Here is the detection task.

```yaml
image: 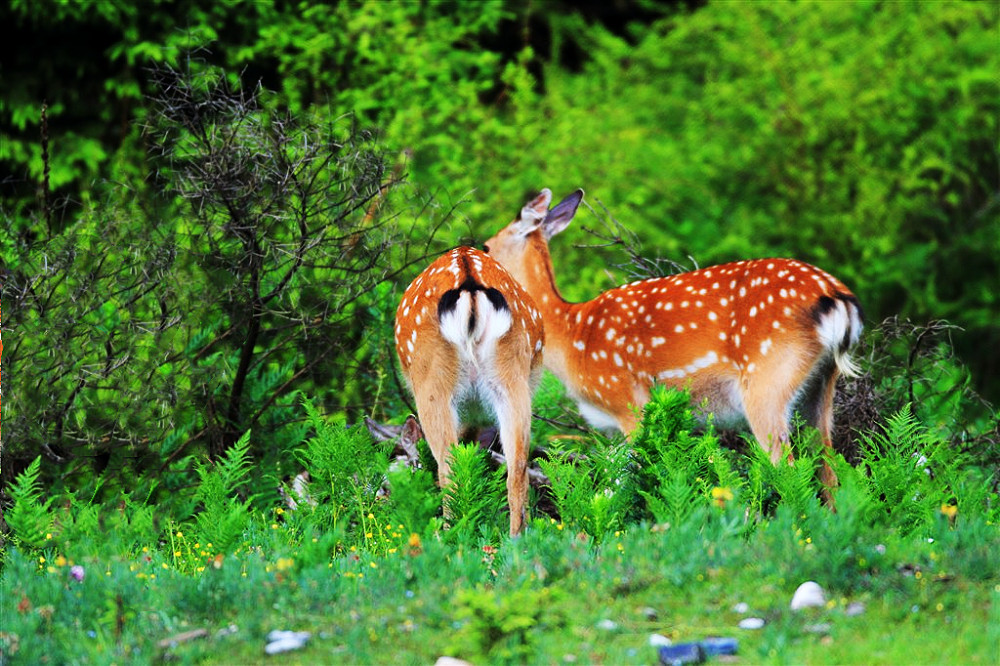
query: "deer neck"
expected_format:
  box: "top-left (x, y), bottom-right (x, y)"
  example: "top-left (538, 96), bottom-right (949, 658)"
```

top-left (517, 238), bottom-right (584, 389)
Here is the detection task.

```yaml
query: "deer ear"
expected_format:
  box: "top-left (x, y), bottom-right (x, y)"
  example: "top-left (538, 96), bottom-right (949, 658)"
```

top-left (518, 188), bottom-right (553, 230)
top-left (542, 189), bottom-right (583, 240)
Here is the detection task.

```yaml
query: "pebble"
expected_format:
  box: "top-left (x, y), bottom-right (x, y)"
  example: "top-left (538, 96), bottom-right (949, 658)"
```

top-left (264, 630), bottom-right (311, 655)
top-left (434, 658), bottom-right (474, 666)
top-left (597, 619), bottom-right (619, 631)
top-left (738, 617), bottom-right (766, 630)
top-left (640, 606), bottom-right (659, 621)
top-left (845, 601), bottom-right (866, 617)
top-left (804, 623), bottom-right (832, 634)
top-left (732, 602), bottom-right (749, 614)
top-left (790, 581), bottom-right (826, 610)
top-left (649, 633), bottom-right (672, 647)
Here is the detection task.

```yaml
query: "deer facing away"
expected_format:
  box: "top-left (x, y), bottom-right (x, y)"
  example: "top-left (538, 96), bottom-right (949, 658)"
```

top-left (483, 189), bottom-right (863, 497)
top-left (394, 247), bottom-right (544, 535)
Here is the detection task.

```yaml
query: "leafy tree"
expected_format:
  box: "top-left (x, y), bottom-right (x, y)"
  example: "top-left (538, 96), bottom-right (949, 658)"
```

top-left (2, 64), bottom-right (430, 496)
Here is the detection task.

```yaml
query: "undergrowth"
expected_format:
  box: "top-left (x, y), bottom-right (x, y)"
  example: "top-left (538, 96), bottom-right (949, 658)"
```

top-left (2, 387), bottom-right (998, 663)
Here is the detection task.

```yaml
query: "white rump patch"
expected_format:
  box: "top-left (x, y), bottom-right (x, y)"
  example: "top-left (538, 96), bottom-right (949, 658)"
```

top-left (439, 290), bottom-right (512, 367)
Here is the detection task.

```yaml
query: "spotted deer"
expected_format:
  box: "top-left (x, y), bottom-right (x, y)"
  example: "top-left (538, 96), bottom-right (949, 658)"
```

top-left (394, 247), bottom-right (544, 535)
top-left (483, 189), bottom-right (863, 497)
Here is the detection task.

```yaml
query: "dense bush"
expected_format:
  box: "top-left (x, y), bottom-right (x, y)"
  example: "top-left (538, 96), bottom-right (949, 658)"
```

top-left (2, 0), bottom-right (997, 553)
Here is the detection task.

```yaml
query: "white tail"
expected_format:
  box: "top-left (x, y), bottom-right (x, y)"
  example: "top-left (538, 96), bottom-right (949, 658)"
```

top-left (483, 189), bottom-right (863, 499)
top-left (394, 247), bottom-right (545, 535)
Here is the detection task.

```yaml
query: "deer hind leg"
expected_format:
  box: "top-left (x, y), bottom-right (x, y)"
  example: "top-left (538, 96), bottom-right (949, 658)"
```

top-left (409, 349), bottom-right (461, 491)
top-left (744, 351), bottom-right (841, 506)
top-left (799, 359), bottom-right (841, 504)
top-left (740, 353), bottom-right (819, 466)
top-left (489, 374), bottom-right (532, 536)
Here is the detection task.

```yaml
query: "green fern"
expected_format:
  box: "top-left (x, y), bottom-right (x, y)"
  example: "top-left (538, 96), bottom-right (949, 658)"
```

top-left (630, 386), bottom-right (742, 523)
top-left (192, 430), bottom-right (254, 551)
top-left (296, 395), bottom-right (392, 533)
top-left (442, 444), bottom-right (506, 542)
top-left (6, 457), bottom-right (56, 549)
top-left (640, 468), bottom-right (699, 526)
top-left (858, 404), bottom-right (954, 534)
top-left (386, 464), bottom-right (440, 535)
top-left (537, 433), bottom-right (632, 540)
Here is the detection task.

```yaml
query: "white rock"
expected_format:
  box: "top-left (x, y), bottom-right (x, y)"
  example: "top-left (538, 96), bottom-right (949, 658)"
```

top-left (739, 617), bottom-right (766, 630)
top-left (649, 633), bottom-right (672, 647)
top-left (790, 581), bottom-right (826, 610)
top-left (596, 619), bottom-right (619, 631)
top-left (732, 602), bottom-right (749, 614)
top-left (264, 630), bottom-right (311, 654)
top-left (434, 658), bottom-right (474, 666)
top-left (845, 601), bottom-right (866, 617)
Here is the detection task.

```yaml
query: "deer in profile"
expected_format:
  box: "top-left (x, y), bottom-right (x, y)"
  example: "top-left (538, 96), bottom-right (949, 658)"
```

top-left (394, 247), bottom-right (544, 535)
top-left (483, 189), bottom-right (863, 499)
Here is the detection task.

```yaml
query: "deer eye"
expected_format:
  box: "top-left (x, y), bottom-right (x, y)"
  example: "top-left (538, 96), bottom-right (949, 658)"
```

top-left (482, 244), bottom-right (491, 254)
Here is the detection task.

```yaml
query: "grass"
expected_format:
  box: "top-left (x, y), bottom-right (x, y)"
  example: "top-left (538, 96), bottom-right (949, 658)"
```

top-left (4, 513), bottom-right (997, 664)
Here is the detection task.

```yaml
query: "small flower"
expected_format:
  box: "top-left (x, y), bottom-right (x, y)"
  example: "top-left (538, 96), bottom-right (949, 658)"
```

top-left (711, 486), bottom-right (734, 508)
top-left (940, 504), bottom-right (958, 519)
top-left (45, 533), bottom-right (53, 540)
top-left (70, 565), bottom-right (85, 582)
top-left (408, 533), bottom-right (422, 548)
top-left (55, 555), bottom-right (68, 567)
top-left (276, 557), bottom-right (294, 572)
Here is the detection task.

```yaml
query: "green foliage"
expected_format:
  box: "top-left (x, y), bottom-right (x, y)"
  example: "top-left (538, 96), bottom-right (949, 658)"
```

top-left (384, 463), bottom-right (440, 537)
top-left (442, 444), bottom-right (506, 543)
top-left (747, 438), bottom-right (824, 522)
top-left (857, 404), bottom-right (958, 535)
top-left (1, 383), bottom-right (998, 663)
top-left (4, 5), bottom-right (999, 659)
top-left (191, 430), bottom-right (254, 553)
top-left (631, 385), bottom-right (744, 524)
top-left (538, 432), bottom-right (632, 540)
top-left (5, 458), bottom-right (56, 550)
top-left (446, 584), bottom-right (563, 664)
top-left (296, 397), bottom-right (392, 535)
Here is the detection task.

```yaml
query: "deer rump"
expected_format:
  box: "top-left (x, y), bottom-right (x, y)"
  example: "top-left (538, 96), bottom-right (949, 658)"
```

top-left (436, 275), bottom-right (515, 407)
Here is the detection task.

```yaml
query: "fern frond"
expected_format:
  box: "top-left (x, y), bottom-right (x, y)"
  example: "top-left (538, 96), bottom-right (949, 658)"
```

top-left (6, 457), bottom-right (57, 549)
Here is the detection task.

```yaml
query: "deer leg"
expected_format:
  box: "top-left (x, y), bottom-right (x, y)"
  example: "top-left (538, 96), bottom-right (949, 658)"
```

top-left (741, 358), bottom-right (814, 466)
top-left (493, 378), bottom-right (532, 537)
top-left (803, 365), bottom-right (841, 505)
top-left (413, 388), bottom-right (459, 490)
